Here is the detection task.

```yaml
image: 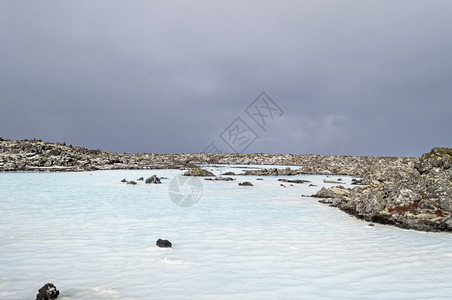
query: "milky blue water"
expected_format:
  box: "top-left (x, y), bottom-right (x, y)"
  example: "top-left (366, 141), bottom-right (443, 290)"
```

top-left (1, 167), bottom-right (452, 299)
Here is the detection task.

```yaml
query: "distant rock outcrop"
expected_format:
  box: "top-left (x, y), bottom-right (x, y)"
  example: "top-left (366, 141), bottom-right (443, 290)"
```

top-left (313, 147), bottom-right (452, 232)
top-left (222, 172), bottom-right (236, 176)
top-left (183, 168), bottom-right (214, 177)
top-left (239, 181), bottom-right (254, 186)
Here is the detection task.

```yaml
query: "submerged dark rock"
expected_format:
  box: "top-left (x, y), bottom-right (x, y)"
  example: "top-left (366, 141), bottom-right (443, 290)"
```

top-left (121, 178), bottom-right (127, 183)
top-left (36, 283), bottom-right (59, 300)
top-left (204, 176), bottom-right (235, 181)
top-left (156, 239), bottom-right (172, 248)
top-left (323, 179), bottom-right (344, 184)
top-left (278, 179), bottom-right (310, 184)
top-left (127, 181), bottom-right (137, 185)
top-left (239, 181), bottom-right (253, 186)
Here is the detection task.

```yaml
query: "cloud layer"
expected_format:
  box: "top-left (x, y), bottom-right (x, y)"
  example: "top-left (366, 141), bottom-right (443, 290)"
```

top-left (1, 1), bottom-right (451, 156)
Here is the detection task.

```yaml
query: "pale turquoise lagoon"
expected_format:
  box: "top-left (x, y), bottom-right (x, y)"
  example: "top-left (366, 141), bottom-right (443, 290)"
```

top-left (1, 166), bottom-right (452, 299)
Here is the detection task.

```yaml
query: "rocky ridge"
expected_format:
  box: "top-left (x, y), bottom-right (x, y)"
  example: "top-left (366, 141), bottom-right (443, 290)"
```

top-left (0, 139), bottom-right (414, 177)
top-left (313, 147), bottom-right (452, 232)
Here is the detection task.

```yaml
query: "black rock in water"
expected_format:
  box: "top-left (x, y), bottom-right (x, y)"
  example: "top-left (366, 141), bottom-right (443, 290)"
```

top-left (156, 239), bottom-right (172, 248)
top-left (238, 181), bottom-right (253, 186)
top-left (145, 175), bottom-right (161, 184)
top-left (121, 179), bottom-right (127, 183)
top-left (36, 283), bottom-right (59, 300)
top-left (127, 181), bottom-right (137, 185)
top-left (137, 177), bottom-right (144, 181)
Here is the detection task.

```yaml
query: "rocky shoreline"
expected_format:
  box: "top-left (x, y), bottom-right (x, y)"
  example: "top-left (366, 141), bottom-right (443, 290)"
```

top-left (313, 147), bottom-right (452, 232)
top-left (1, 138), bottom-right (451, 232)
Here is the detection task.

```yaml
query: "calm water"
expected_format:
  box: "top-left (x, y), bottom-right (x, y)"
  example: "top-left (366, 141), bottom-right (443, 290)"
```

top-left (1, 166), bottom-right (451, 299)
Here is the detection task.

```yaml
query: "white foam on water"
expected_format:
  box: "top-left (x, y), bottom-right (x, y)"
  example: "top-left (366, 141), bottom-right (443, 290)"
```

top-left (1, 168), bottom-right (452, 299)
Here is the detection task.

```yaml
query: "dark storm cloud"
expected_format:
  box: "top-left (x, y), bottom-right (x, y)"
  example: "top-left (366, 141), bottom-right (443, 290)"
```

top-left (1, 1), bottom-right (451, 156)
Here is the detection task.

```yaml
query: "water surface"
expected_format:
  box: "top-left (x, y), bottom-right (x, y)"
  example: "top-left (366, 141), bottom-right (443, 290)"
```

top-left (1, 167), bottom-right (451, 299)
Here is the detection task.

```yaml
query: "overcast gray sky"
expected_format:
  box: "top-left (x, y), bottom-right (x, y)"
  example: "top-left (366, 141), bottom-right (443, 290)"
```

top-left (1, 1), bottom-right (451, 156)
